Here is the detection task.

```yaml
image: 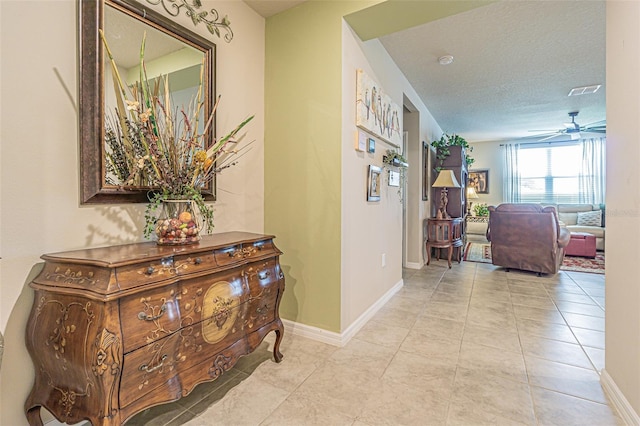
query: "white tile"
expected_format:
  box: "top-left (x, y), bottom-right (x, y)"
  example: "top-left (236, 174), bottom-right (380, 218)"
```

top-left (133, 262), bottom-right (615, 426)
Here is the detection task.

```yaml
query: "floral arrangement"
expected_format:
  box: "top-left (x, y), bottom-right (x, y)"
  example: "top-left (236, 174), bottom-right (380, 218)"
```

top-left (100, 30), bottom-right (253, 240)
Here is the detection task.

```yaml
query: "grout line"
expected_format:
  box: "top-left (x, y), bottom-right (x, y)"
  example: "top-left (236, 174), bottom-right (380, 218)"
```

top-left (542, 275), bottom-right (604, 373)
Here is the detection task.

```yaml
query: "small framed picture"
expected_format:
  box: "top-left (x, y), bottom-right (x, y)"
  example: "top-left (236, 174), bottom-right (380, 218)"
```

top-left (367, 165), bottom-right (382, 201)
top-left (388, 170), bottom-right (400, 187)
top-left (468, 169), bottom-right (489, 194)
top-left (367, 138), bottom-right (375, 153)
top-left (422, 141), bottom-right (430, 201)
top-left (355, 131), bottom-right (367, 152)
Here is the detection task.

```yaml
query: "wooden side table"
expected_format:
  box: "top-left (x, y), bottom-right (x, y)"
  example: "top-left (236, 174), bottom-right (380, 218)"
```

top-left (425, 217), bottom-right (463, 268)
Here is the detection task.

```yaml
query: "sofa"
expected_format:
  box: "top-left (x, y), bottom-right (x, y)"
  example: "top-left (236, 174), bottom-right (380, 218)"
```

top-left (487, 203), bottom-right (571, 275)
top-left (545, 204), bottom-right (605, 251)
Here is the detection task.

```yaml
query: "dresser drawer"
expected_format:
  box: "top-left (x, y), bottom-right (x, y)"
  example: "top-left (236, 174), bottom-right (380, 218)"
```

top-left (172, 252), bottom-right (217, 276)
top-left (116, 256), bottom-right (179, 290)
top-left (120, 284), bottom-right (181, 353)
top-left (33, 262), bottom-right (112, 293)
top-left (120, 333), bottom-right (181, 408)
top-left (244, 285), bottom-right (279, 332)
top-left (213, 244), bottom-right (243, 267)
top-left (245, 259), bottom-right (279, 298)
top-left (213, 239), bottom-right (275, 267)
top-left (177, 267), bottom-right (247, 326)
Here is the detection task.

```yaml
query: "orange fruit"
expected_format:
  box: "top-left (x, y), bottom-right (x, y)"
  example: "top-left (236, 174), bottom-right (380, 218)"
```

top-left (179, 211), bottom-right (192, 223)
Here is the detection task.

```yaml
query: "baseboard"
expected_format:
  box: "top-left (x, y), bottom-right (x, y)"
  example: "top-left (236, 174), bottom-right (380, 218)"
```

top-left (404, 261), bottom-right (423, 269)
top-left (601, 368), bottom-right (640, 425)
top-left (282, 278), bottom-right (404, 347)
top-left (281, 318), bottom-right (344, 346)
top-left (340, 278), bottom-right (403, 345)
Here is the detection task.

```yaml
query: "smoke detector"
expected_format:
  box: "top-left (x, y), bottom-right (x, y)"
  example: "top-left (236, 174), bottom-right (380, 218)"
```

top-left (438, 55), bottom-right (454, 65)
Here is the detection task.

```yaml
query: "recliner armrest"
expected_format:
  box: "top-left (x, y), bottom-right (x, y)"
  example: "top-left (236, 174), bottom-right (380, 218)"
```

top-left (558, 228), bottom-right (571, 248)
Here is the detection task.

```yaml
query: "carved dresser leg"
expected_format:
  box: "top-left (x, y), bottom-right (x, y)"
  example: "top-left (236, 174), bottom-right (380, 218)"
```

top-left (273, 326), bottom-right (284, 363)
top-left (25, 406), bottom-right (44, 426)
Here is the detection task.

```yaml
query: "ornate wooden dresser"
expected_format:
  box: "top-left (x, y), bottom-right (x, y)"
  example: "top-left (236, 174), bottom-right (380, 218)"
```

top-left (24, 232), bottom-right (285, 425)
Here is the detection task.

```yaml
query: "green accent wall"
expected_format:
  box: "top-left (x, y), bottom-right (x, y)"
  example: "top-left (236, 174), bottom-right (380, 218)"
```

top-left (265, 0), bottom-right (492, 333)
top-left (264, 1), bottom-right (377, 333)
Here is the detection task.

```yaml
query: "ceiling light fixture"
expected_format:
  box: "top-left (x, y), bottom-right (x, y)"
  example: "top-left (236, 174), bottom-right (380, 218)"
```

top-left (568, 84), bottom-right (602, 96)
top-left (438, 55), bottom-right (454, 65)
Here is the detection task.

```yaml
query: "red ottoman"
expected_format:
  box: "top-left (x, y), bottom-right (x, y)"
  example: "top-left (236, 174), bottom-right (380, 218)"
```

top-left (565, 232), bottom-right (597, 258)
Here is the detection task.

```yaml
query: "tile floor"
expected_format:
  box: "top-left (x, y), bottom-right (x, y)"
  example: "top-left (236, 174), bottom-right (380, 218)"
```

top-left (127, 260), bottom-right (622, 425)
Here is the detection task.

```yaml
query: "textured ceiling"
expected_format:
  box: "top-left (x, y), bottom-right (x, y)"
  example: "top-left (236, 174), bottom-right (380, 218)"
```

top-left (245, 0), bottom-right (605, 143)
top-left (378, 1), bottom-right (606, 142)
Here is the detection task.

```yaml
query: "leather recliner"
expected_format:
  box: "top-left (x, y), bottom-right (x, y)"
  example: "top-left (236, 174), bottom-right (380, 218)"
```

top-left (486, 203), bottom-right (571, 275)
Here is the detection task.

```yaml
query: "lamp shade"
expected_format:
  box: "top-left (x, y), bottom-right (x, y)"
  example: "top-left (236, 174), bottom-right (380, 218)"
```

top-left (467, 186), bottom-right (479, 199)
top-left (432, 169), bottom-right (461, 188)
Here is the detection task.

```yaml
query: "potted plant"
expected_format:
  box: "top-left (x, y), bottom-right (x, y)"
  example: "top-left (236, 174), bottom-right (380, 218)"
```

top-left (430, 133), bottom-right (474, 172)
top-left (473, 203), bottom-right (489, 217)
top-left (101, 31), bottom-right (253, 244)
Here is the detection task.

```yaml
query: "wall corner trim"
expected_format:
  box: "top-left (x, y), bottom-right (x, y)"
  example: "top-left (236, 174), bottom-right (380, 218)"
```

top-left (404, 261), bottom-right (423, 270)
top-left (282, 279), bottom-right (404, 347)
top-left (601, 368), bottom-right (640, 425)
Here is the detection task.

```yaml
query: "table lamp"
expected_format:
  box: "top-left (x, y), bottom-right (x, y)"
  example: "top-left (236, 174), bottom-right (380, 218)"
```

top-left (467, 185), bottom-right (479, 215)
top-left (432, 169), bottom-right (461, 219)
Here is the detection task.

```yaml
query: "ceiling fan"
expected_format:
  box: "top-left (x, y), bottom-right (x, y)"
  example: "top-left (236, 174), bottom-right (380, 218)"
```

top-left (530, 112), bottom-right (606, 142)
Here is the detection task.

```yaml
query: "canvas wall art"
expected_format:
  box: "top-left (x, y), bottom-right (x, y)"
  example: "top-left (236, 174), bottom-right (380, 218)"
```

top-left (356, 69), bottom-right (402, 147)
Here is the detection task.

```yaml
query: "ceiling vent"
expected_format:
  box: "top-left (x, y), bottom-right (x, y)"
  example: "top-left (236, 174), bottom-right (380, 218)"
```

top-left (568, 84), bottom-right (602, 96)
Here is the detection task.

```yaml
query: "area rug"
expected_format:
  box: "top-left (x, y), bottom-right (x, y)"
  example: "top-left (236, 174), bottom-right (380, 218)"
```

top-left (462, 242), bottom-right (492, 264)
top-left (463, 242), bottom-right (605, 274)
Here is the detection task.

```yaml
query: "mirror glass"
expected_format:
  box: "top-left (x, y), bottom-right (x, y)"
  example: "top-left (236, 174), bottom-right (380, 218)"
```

top-left (80, 0), bottom-right (216, 204)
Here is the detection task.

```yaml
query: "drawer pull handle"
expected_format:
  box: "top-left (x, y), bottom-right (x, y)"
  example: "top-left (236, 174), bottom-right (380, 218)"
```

top-left (139, 354), bottom-right (168, 373)
top-left (194, 257), bottom-right (202, 265)
top-left (258, 270), bottom-right (271, 280)
top-left (138, 303), bottom-right (166, 321)
top-left (146, 266), bottom-right (155, 275)
top-left (256, 304), bottom-right (269, 315)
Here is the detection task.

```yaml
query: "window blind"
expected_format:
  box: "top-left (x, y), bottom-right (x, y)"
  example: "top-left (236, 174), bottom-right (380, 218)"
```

top-left (518, 143), bottom-right (582, 204)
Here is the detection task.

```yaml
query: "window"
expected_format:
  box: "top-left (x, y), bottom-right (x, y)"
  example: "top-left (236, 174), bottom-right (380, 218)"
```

top-left (503, 137), bottom-right (605, 205)
top-left (518, 143), bottom-right (582, 203)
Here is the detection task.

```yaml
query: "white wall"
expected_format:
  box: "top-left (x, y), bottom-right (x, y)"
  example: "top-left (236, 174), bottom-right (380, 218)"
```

top-left (468, 140), bottom-right (505, 207)
top-left (0, 1), bottom-right (265, 424)
top-left (340, 21), bottom-right (441, 328)
top-left (604, 0), bottom-right (640, 419)
top-left (404, 110), bottom-right (422, 267)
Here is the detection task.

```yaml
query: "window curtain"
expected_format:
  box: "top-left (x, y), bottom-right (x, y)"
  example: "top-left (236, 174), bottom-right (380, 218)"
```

top-left (579, 137), bottom-right (606, 204)
top-left (502, 143), bottom-right (521, 203)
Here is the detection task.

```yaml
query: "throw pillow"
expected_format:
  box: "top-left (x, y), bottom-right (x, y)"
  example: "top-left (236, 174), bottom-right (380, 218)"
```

top-left (577, 210), bottom-right (602, 227)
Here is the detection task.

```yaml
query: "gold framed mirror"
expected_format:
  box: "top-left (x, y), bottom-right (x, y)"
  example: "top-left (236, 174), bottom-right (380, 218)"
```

top-left (79, 0), bottom-right (216, 204)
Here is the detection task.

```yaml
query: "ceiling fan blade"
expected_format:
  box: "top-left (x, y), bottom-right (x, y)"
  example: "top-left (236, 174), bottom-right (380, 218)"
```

top-left (537, 133), bottom-right (561, 142)
top-left (584, 119), bottom-right (607, 128)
